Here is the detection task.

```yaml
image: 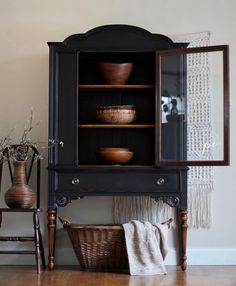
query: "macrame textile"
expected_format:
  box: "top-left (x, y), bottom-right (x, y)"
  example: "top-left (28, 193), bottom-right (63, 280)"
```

top-left (173, 31), bottom-right (213, 228)
top-left (112, 32), bottom-right (213, 229)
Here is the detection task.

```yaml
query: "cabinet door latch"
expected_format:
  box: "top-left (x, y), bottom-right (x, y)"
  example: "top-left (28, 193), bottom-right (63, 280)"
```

top-left (156, 178), bottom-right (165, 185)
top-left (72, 178), bottom-right (80, 185)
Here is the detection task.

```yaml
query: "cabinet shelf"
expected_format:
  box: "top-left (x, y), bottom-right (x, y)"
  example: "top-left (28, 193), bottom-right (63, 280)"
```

top-left (79, 84), bottom-right (155, 90)
top-left (48, 164), bottom-right (158, 171)
top-left (78, 124), bottom-right (155, 129)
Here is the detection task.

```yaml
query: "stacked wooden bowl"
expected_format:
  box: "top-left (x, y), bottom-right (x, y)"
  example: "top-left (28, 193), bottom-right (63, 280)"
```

top-left (96, 147), bottom-right (134, 165)
top-left (96, 105), bottom-right (136, 124)
top-left (96, 62), bottom-right (133, 85)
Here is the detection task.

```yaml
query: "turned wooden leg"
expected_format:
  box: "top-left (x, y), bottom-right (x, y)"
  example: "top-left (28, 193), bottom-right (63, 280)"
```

top-left (47, 208), bottom-right (57, 270)
top-left (33, 211), bottom-right (41, 274)
top-left (181, 210), bottom-right (188, 271)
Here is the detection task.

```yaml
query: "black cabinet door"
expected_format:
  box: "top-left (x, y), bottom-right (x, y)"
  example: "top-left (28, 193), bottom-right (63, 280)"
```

top-left (48, 48), bottom-right (78, 166)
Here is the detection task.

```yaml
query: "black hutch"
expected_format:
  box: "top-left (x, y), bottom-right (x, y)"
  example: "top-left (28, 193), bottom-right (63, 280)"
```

top-left (47, 25), bottom-right (229, 271)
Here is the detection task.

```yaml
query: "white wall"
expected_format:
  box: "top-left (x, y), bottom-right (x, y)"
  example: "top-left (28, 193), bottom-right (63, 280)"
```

top-left (0, 0), bottom-right (235, 266)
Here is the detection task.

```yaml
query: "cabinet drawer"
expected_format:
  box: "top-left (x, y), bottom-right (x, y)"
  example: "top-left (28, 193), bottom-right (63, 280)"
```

top-left (56, 172), bottom-right (180, 194)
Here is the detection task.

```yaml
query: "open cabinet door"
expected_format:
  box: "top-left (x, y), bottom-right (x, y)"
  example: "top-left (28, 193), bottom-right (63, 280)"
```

top-left (156, 45), bottom-right (229, 166)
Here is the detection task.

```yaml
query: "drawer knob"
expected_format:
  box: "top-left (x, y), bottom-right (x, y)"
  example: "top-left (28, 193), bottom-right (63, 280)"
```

top-left (156, 178), bottom-right (165, 185)
top-left (72, 178), bottom-right (80, 185)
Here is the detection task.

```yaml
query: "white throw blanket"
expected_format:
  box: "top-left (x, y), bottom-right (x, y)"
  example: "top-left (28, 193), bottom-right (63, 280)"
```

top-left (123, 220), bottom-right (169, 275)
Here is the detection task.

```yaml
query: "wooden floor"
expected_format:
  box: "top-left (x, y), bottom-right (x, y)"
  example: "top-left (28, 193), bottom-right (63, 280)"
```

top-left (0, 266), bottom-right (236, 286)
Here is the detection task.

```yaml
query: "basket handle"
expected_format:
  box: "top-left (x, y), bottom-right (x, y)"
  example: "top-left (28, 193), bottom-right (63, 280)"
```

top-left (59, 217), bottom-right (70, 227)
top-left (161, 218), bottom-right (173, 228)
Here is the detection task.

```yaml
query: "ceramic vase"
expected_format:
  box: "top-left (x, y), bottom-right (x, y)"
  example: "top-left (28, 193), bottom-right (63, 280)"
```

top-left (4, 161), bottom-right (36, 208)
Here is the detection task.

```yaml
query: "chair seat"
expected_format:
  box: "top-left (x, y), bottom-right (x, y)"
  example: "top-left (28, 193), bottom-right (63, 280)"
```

top-left (0, 208), bottom-right (42, 212)
top-left (0, 236), bottom-right (35, 241)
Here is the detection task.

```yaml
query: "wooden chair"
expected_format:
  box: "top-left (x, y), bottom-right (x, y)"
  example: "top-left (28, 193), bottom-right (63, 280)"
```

top-left (0, 145), bottom-right (45, 273)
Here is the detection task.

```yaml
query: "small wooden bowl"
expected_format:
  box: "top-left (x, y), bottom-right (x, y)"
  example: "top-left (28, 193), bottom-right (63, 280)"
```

top-left (96, 105), bottom-right (136, 124)
top-left (97, 147), bottom-right (134, 165)
top-left (96, 62), bottom-right (133, 85)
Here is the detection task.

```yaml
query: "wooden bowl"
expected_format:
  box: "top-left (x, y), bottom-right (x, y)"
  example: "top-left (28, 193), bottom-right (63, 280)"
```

top-left (96, 105), bottom-right (136, 124)
top-left (96, 62), bottom-right (133, 84)
top-left (99, 147), bottom-right (130, 152)
top-left (97, 147), bottom-right (134, 164)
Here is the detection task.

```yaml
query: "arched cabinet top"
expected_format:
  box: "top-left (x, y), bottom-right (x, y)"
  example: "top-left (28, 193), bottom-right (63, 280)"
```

top-left (48, 24), bottom-right (188, 51)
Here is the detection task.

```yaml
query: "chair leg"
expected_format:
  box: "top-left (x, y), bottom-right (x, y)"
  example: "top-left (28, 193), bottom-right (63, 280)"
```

top-left (39, 228), bottom-right (46, 269)
top-left (33, 211), bottom-right (41, 274)
top-left (0, 211), bottom-right (2, 228)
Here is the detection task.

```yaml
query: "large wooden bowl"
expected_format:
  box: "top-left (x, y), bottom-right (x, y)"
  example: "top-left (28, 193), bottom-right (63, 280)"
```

top-left (96, 62), bottom-right (133, 84)
top-left (96, 105), bottom-right (136, 124)
top-left (96, 147), bottom-right (134, 165)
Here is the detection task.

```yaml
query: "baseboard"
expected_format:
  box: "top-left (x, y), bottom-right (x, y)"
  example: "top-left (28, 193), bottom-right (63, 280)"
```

top-left (165, 248), bottom-right (236, 265)
top-left (185, 249), bottom-right (236, 265)
top-left (0, 248), bottom-right (236, 265)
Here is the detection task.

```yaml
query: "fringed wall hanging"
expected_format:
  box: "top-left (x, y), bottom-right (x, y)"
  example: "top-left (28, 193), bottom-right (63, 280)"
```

top-left (112, 32), bottom-right (213, 229)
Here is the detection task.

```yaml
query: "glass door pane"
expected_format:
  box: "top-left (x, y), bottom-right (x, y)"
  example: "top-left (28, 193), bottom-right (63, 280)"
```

top-left (156, 45), bottom-right (229, 166)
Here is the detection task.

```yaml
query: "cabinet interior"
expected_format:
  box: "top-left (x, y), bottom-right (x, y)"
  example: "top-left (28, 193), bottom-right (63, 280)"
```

top-left (77, 52), bottom-right (156, 166)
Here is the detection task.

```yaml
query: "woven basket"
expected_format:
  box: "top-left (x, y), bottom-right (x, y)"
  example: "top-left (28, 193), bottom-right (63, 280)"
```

top-left (59, 217), bottom-right (129, 272)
